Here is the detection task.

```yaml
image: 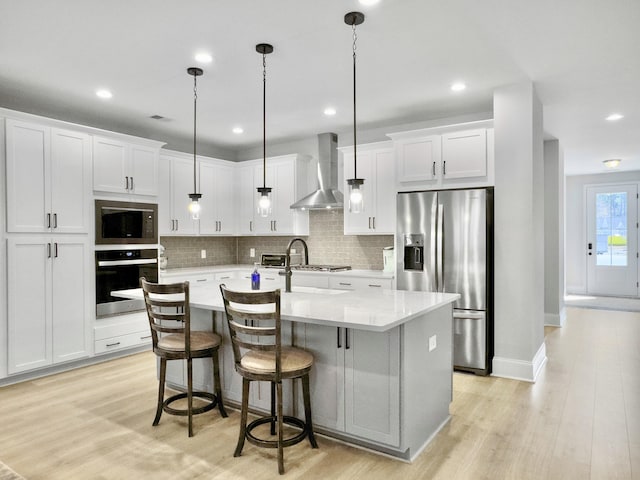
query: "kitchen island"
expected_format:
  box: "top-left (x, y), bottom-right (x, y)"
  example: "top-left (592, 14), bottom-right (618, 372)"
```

top-left (115, 281), bottom-right (459, 461)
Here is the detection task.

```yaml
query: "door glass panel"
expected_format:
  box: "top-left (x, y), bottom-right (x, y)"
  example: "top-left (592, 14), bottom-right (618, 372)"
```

top-left (595, 192), bottom-right (627, 266)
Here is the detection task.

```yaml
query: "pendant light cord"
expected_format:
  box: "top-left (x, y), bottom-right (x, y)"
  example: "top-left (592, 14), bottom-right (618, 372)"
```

top-left (262, 52), bottom-right (267, 189)
top-left (193, 73), bottom-right (198, 194)
top-left (352, 22), bottom-right (358, 179)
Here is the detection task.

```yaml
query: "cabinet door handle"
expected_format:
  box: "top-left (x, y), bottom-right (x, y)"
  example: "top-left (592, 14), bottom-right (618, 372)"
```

top-left (175, 219), bottom-right (178, 230)
top-left (130, 177), bottom-right (134, 191)
top-left (47, 243), bottom-right (51, 258)
top-left (372, 217), bottom-right (375, 230)
top-left (47, 213), bottom-right (51, 229)
top-left (249, 220), bottom-right (253, 232)
top-left (432, 161), bottom-right (436, 177)
top-left (53, 213), bottom-right (57, 229)
top-left (273, 221), bottom-right (276, 231)
top-left (106, 342), bottom-right (121, 348)
top-left (54, 242), bottom-right (58, 258)
top-left (125, 176), bottom-right (130, 190)
top-left (337, 327), bottom-right (342, 349)
top-left (345, 328), bottom-right (350, 350)
top-left (368, 217), bottom-right (372, 229)
top-left (443, 161), bottom-right (446, 176)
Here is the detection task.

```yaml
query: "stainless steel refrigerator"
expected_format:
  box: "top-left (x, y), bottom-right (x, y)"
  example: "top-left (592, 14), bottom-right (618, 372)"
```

top-left (396, 188), bottom-right (493, 375)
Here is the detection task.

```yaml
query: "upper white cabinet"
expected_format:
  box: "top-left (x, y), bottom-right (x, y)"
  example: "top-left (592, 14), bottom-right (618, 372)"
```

top-left (93, 136), bottom-right (160, 197)
top-left (389, 123), bottom-right (494, 191)
top-left (340, 141), bottom-right (396, 235)
top-left (7, 237), bottom-right (91, 374)
top-left (199, 159), bottom-right (236, 235)
top-left (236, 154), bottom-right (310, 236)
top-left (158, 152), bottom-right (199, 236)
top-left (5, 120), bottom-right (91, 233)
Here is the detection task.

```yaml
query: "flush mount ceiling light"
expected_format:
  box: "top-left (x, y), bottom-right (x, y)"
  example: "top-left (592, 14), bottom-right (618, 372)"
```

top-left (194, 52), bottom-right (213, 64)
top-left (232, 126), bottom-right (244, 134)
top-left (187, 67), bottom-right (203, 220)
top-left (606, 113), bottom-right (624, 121)
top-left (256, 43), bottom-right (274, 218)
top-left (603, 158), bottom-right (622, 168)
top-left (324, 107), bottom-right (337, 116)
top-left (345, 11), bottom-right (366, 214)
top-left (96, 89), bottom-right (113, 99)
top-left (359, 0), bottom-right (380, 5)
top-left (451, 82), bottom-right (466, 92)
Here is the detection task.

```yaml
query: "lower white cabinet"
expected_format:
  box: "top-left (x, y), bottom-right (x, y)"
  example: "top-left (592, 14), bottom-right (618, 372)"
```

top-left (294, 323), bottom-right (400, 447)
top-left (94, 312), bottom-right (151, 354)
top-left (328, 276), bottom-right (393, 291)
top-left (7, 237), bottom-right (91, 374)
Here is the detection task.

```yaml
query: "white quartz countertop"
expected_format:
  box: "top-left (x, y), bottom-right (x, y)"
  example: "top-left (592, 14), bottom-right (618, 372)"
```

top-left (159, 265), bottom-right (395, 280)
top-left (115, 279), bottom-right (457, 332)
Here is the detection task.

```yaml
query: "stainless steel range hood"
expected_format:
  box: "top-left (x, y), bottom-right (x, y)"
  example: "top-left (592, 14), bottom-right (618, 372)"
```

top-left (290, 132), bottom-right (343, 210)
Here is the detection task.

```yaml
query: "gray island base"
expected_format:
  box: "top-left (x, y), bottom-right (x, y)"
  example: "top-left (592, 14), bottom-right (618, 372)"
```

top-left (115, 280), bottom-right (459, 461)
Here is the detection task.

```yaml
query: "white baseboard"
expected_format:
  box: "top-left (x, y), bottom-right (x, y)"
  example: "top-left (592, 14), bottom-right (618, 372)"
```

top-left (545, 306), bottom-right (566, 327)
top-left (492, 342), bottom-right (547, 383)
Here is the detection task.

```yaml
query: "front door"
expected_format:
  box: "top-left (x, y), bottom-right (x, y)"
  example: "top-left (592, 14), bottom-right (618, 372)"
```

top-left (586, 184), bottom-right (638, 296)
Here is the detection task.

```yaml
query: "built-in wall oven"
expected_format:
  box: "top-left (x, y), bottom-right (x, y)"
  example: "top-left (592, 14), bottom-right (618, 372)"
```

top-left (95, 249), bottom-right (158, 317)
top-left (95, 199), bottom-right (159, 317)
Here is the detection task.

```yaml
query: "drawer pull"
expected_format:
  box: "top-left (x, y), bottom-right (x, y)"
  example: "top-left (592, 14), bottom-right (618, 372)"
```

top-left (106, 342), bottom-right (121, 347)
top-left (140, 335), bottom-right (152, 340)
top-left (219, 276), bottom-right (231, 280)
top-left (368, 284), bottom-right (382, 288)
top-left (339, 282), bottom-right (351, 286)
top-left (196, 278), bottom-right (207, 282)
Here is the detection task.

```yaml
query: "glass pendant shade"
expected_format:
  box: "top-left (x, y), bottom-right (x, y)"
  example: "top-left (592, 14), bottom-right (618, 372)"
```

top-left (347, 178), bottom-right (364, 213)
top-left (188, 193), bottom-right (202, 220)
top-left (257, 186), bottom-right (272, 217)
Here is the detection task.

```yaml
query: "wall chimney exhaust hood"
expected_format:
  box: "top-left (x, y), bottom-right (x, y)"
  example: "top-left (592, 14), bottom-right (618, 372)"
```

top-left (290, 132), bottom-right (343, 210)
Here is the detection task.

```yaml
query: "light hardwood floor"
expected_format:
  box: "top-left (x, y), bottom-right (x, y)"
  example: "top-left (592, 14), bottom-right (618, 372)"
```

top-left (1, 307), bottom-right (638, 479)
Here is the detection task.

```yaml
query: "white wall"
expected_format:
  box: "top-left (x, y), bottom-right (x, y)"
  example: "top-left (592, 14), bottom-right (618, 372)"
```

top-left (492, 82), bottom-right (546, 382)
top-left (0, 118), bottom-right (7, 377)
top-left (544, 140), bottom-right (566, 326)
top-left (566, 170), bottom-right (640, 293)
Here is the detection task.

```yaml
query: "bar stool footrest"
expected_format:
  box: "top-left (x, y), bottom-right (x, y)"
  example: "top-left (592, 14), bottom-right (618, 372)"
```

top-left (246, 415), bottom-right (309, 449)
top-left (163, 391), bottom-right (218, 416)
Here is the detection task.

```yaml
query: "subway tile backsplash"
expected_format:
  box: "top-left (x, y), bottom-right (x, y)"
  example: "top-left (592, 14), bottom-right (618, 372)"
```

top-left (161, 210), bottom-right (393, 270)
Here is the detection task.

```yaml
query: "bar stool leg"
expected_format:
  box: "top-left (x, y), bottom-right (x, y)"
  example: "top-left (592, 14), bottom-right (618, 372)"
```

top-left (212, 353), bottom-right (227, 418)
top-left (302, 373), bottom-right (318, 448)
top-left (235, 378), bottom-right (250, 457)
top-left (276, 381), bottom-right (284, 475)
top-left (270, 381), bottom-right (276, 435)
top-left (153, 358), bottom-right (166, 426)
top-left (187, 357), bottom-right (194, 437)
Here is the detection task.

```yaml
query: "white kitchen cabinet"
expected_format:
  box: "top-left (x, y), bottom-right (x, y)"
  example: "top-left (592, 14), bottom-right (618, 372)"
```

top-left (7, 237), bottom-right (91, 374)
top-left (340, 142), bottom-right (396, 235)
top-left (390, 124), bottom-right (494, 191)
top-left (94, 312), bottom-right (151, 355)
top-left (93, 136), bottom-right (159, 196)
top-left (441, 129), bottom-right (487, 179)
top-left (158, 152), bottom-right (199, 235)
top-left (199, 159), bottom-right (236, 235)
top-left (294, 323), bottom-right (400, 446)
top-left (5, 120), bottom-right (91, 233)
top-left (328, 276), bottom-right (393, 291)
top-left (236, 155), bottom-right (310, 236)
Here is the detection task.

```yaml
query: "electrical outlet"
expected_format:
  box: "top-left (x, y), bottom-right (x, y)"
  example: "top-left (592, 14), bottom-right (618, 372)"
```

top-left (250, 248), bottom-right (255, 258)
top-left (428, 335), bottom-right (437, 352)
top-left (291, 248), bottom-right (297, 254)
top-left (201, 249), bottom-right (206, 259)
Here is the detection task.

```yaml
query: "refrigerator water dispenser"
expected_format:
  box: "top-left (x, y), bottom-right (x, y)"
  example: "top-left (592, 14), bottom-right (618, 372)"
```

top-left (403, 234), bottom-right (424, 271)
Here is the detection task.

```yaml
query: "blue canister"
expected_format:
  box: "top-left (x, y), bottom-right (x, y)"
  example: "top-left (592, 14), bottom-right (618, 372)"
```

top-left (251, 263), bottom-right (260, 290)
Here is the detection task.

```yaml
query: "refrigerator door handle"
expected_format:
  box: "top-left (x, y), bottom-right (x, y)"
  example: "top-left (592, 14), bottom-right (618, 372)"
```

top-left (436, 203), bottom-right (444, 291)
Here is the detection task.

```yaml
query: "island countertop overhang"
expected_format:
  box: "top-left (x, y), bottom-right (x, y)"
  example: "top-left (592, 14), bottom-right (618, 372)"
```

top-left (113, 280), bottom-right (459, 332)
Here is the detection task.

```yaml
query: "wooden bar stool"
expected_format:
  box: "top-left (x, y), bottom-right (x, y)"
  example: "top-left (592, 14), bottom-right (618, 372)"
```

top-left (141, 277), bottom-right (227, 437)
top-left (219, 284), bottom-right (318, 475)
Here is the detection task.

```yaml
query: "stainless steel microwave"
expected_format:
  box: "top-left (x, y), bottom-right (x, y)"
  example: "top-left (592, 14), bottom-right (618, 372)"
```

top-left (95, 200), bottom-right (158, 245)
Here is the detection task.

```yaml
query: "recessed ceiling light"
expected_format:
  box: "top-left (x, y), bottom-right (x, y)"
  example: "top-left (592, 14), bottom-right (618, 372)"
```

top-left (232, 126), bottom-right (244, 134)
top-left (324, 107), bottom-right (337, 116)
top-left (359, 0), bottom-right (380, 5)
top-left (606, 113), bottom-right (624, 121)
top-left (195, 52), bottom-right (213, 64)
top-left (96, 89), bottom-right (112, 99)
top-left (603, 159), bottom-right (622, 168)
top-left (451, 82), bottom-right (466, 92)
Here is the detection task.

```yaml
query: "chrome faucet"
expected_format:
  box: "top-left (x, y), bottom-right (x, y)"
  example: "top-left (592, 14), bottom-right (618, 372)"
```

top-left (280, 237), bottom-right (309, 292)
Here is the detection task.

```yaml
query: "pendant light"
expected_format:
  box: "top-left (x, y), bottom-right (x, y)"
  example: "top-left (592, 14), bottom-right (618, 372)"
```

top-left (345, 11), bottom-right (365, 214)
top-left (256, 43), bottom-right (274, 217)
top-left (187, 67), bottom-right (203, 220)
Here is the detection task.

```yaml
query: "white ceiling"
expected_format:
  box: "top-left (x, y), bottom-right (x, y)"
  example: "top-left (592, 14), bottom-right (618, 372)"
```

top-left (1, 0), bottom-right (638, 175)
